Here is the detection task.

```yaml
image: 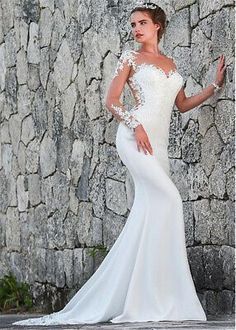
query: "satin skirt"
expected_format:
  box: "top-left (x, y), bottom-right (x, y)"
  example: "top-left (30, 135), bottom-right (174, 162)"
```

top-left (12, 122), bottom-right (207, 326)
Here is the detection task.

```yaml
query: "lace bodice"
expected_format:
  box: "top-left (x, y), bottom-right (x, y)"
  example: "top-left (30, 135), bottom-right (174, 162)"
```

top-left (109, 49), bottom-right (184, 133)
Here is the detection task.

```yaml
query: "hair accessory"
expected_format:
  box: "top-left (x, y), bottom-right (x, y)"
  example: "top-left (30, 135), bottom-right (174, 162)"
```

top-left (134, 1), bottom-right (157, 10)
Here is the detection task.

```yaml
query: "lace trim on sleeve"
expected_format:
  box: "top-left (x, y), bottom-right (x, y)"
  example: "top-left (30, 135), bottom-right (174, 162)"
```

top-left (110, 104), bottom-right (141, 130)
top-left (113, 49), bottom-right (137, 78)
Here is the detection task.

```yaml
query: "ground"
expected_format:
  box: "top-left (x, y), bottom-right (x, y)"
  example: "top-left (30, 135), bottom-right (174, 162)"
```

top-left (0, 314), bottom-right (234, 330)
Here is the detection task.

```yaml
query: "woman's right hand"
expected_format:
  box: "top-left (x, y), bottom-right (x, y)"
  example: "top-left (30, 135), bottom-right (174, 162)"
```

top-left (134, 124), bottom-right (153, 155)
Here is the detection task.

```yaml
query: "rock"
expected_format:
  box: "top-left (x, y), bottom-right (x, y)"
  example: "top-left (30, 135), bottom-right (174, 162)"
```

top-left (226, 167), bottom-right (235, 201)
top-left (164, 8), bottom-right (190, 48)
top-left (40, 133), bottom-right (57, 177)
top-left (17, 85), bottom-right (31, 120)
top-left (215, 100), bottom-right (234, 144)
top-left (0, 44), bottom-right (6, 92)
top-left (1, 144), bottom-right (13, 176)
top-left (187, 246), bottom-right (205, 290)
top-left (200, 126), bottom-right (223, 176)
top-left (168, 109), bottom-right (183, 158)
top-left (8, 174), bottom-right (17, 207)
top-left (73, 248), bottom-right (83, 287)
top-left (32, 87), bottom-right (48, 137)
top-left (1, 0), bottom-right (14, 35)
top-left (220, 245), bottom-right (235, 290)
top-left (27, 22), bottom-right (40, 64)
top-left (6, 207), bottom-right (21, 251)
top-left (181, 119), bottom-right (201, 163)
top-left (39, 7), bottom-right (53, 47)
top-left (169, 159), bottom-right (189, 201)
top-left (76, 0), bottom-right (92, 33)
top-left (22, 0), bottom-right (40, 23)
top-left (53, 39), bottom-right (73, 92)
top-left (83, 29), bottom-right (102, 83)
top-left (47, 211), bottom-right (66, 249)
top-left (103, 209), bottom-right (126, 249)
top-left (0, 170), bottom-right (8, 212)
top-left (70, 139), bottom-right (85, 185)
top-left (85, 79), bottom-right (101, 121)
top-left (1, 120), bottom-right (10, 144)
top-left (76, 202), bottom-right (93, 246)
top-left (40, 0), bottom-right (55, 12)
top-left (190, 2), bottom-right (199, 27)
top-left (194, 199), bottom-right (211, 244)
top-left (61, 82), bottom-right (77, 127)
top-left (17, 175), bottom-right (28, 212)
top-left (104, 118), bottom-right (117, 145)
top-left (27, 64), bottom-right (41, 91)
top-left (16, 49), bottom-right (28, 85)
top-left (203, 245), bottom-right (223, 290)
top-left (21, 115), bottom-right (36, 146)
top-left (188, 163), bottom-right (209, 200)
top-left (63, 211), bottom-right (78, 248)
top-left (56, 130), bottom-right (73, 174)
top-left (183, 201), bottom-right (194, 246)
top-left (5, 29), bottom-right (16, 67)
top-left (66, 18), bottom-right (82, 62)
top-left (100, 144), bottom-right (126, 182)
top-left (198, 105), bottom-right (214, 137)
top-left (0, 212), bottom-right (6, 248)
top-left (125, 170), bottom-right (135, 211)
top-left (51, 8), bottom-right (66, 52)
top-left (25, 139), bottom-right (40, 173)
top-left (69, 186), bottom-right (79, 214)
top-left (199, 0), bottom-right (234, 19)
top-left (63, 249), bottom-right (74, 288)
top-left (28, 174), bottom-right (41, 206)
top-left (41, 171), bottom-right (69, 219)
top-left (105, 178), bottom-right (127, 216)
top-left (5, 68), bottom-right (17, 116)
top-left (88, 161), bottom-right (105, 218)
top-left (210, 199), bottom-right (232, 245)
top-left (191, 25), bottom-right (212, 81)
top-left (39, 47), bottom-right (50, 89)
top-left (209, 160), bottom-right (226, 198)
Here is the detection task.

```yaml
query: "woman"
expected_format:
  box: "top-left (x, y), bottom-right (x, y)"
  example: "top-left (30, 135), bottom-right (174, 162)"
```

top-left (13, 2), bottom-right (226, 326)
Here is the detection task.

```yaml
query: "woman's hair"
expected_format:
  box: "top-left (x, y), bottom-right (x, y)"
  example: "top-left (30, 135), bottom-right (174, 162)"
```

top-left (130, 2), bottom-right (166, 43)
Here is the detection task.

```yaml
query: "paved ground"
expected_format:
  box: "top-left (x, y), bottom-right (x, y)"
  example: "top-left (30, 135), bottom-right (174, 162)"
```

top-left (0, 314), bottom-right (234, 330)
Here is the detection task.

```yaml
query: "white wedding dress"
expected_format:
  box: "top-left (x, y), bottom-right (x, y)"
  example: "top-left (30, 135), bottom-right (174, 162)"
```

top-left (13, 49), bottom-right (207, 326)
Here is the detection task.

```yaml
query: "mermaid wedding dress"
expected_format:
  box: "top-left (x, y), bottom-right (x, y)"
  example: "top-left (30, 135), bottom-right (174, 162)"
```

top-left (13, 49), bottom-right (207, 326)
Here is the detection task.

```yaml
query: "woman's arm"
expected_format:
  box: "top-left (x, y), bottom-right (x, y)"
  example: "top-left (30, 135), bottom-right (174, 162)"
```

top-left (105, 50), bottom-right (142, 130)
top-left (175, 54), bottom-right (226, 113)
top-left (105, 50), bottom-right (153, 155)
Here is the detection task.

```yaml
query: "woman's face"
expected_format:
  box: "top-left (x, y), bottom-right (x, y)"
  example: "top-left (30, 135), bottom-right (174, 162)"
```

top-left (130, 11), bottom-right (159, 43)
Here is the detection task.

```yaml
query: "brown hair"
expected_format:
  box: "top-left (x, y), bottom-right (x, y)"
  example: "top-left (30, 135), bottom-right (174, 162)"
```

top-left (130, 2), bottom-right (166, 43)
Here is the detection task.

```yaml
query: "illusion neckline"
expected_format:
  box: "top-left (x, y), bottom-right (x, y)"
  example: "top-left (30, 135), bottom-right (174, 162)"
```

top-left (129, 50), bottom-right (179, 79)
top-left (136, 63), bottom-right (178, 79)
top-left (128, 62), bottom-right (181, 82)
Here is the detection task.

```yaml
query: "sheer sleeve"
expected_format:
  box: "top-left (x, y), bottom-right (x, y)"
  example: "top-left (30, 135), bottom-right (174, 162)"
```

top-left (105, 50), bottom-right (142, 131)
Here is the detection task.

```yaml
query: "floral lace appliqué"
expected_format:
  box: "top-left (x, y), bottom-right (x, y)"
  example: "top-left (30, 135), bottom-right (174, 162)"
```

top-left (113, 49), bottom-right (137, 78)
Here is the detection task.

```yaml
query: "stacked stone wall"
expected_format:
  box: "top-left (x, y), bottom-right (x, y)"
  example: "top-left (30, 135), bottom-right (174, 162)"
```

top-left (0, 0), bottom-right (234, 314)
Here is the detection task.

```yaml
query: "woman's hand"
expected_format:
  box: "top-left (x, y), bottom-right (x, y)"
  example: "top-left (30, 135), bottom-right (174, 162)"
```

top-left (215, 54), bottom-right (226, 87)
top-left (134, 124), bottom-right (153, 155)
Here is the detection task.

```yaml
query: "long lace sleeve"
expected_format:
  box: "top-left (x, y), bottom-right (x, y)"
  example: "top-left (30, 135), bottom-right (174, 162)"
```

top-left (105, 50), bottom-right (142, 131)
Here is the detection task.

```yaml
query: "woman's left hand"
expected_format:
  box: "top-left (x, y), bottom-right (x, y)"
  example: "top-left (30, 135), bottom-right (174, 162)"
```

top-left (215, 54), bottom-right (226, 87)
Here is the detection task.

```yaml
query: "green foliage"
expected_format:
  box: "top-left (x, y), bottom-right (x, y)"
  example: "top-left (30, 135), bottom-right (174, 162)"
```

top-left (88, 244), bottom-right (109, 258)
top-left (0, 273), bottom-right (33, 312)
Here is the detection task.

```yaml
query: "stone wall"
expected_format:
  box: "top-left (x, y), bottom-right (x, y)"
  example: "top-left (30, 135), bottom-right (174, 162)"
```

top-left (0, 0), bottom-right (235, 315)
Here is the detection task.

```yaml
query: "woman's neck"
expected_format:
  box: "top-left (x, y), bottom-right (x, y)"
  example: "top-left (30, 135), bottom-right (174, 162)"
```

top-left (138, 43), bottom-right (162, 56)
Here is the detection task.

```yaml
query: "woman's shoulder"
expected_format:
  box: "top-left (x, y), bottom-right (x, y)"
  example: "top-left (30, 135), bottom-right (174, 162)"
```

top-left (118, 48), bottom-right (139, 62)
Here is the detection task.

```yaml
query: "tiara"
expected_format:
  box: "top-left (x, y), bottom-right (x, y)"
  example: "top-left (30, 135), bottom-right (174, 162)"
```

top-left (134, 1), bottom-right (157, 10)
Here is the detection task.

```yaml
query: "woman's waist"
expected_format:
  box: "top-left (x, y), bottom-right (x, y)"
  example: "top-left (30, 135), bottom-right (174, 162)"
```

top-left (117, 121), bottom-right (169, 150)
